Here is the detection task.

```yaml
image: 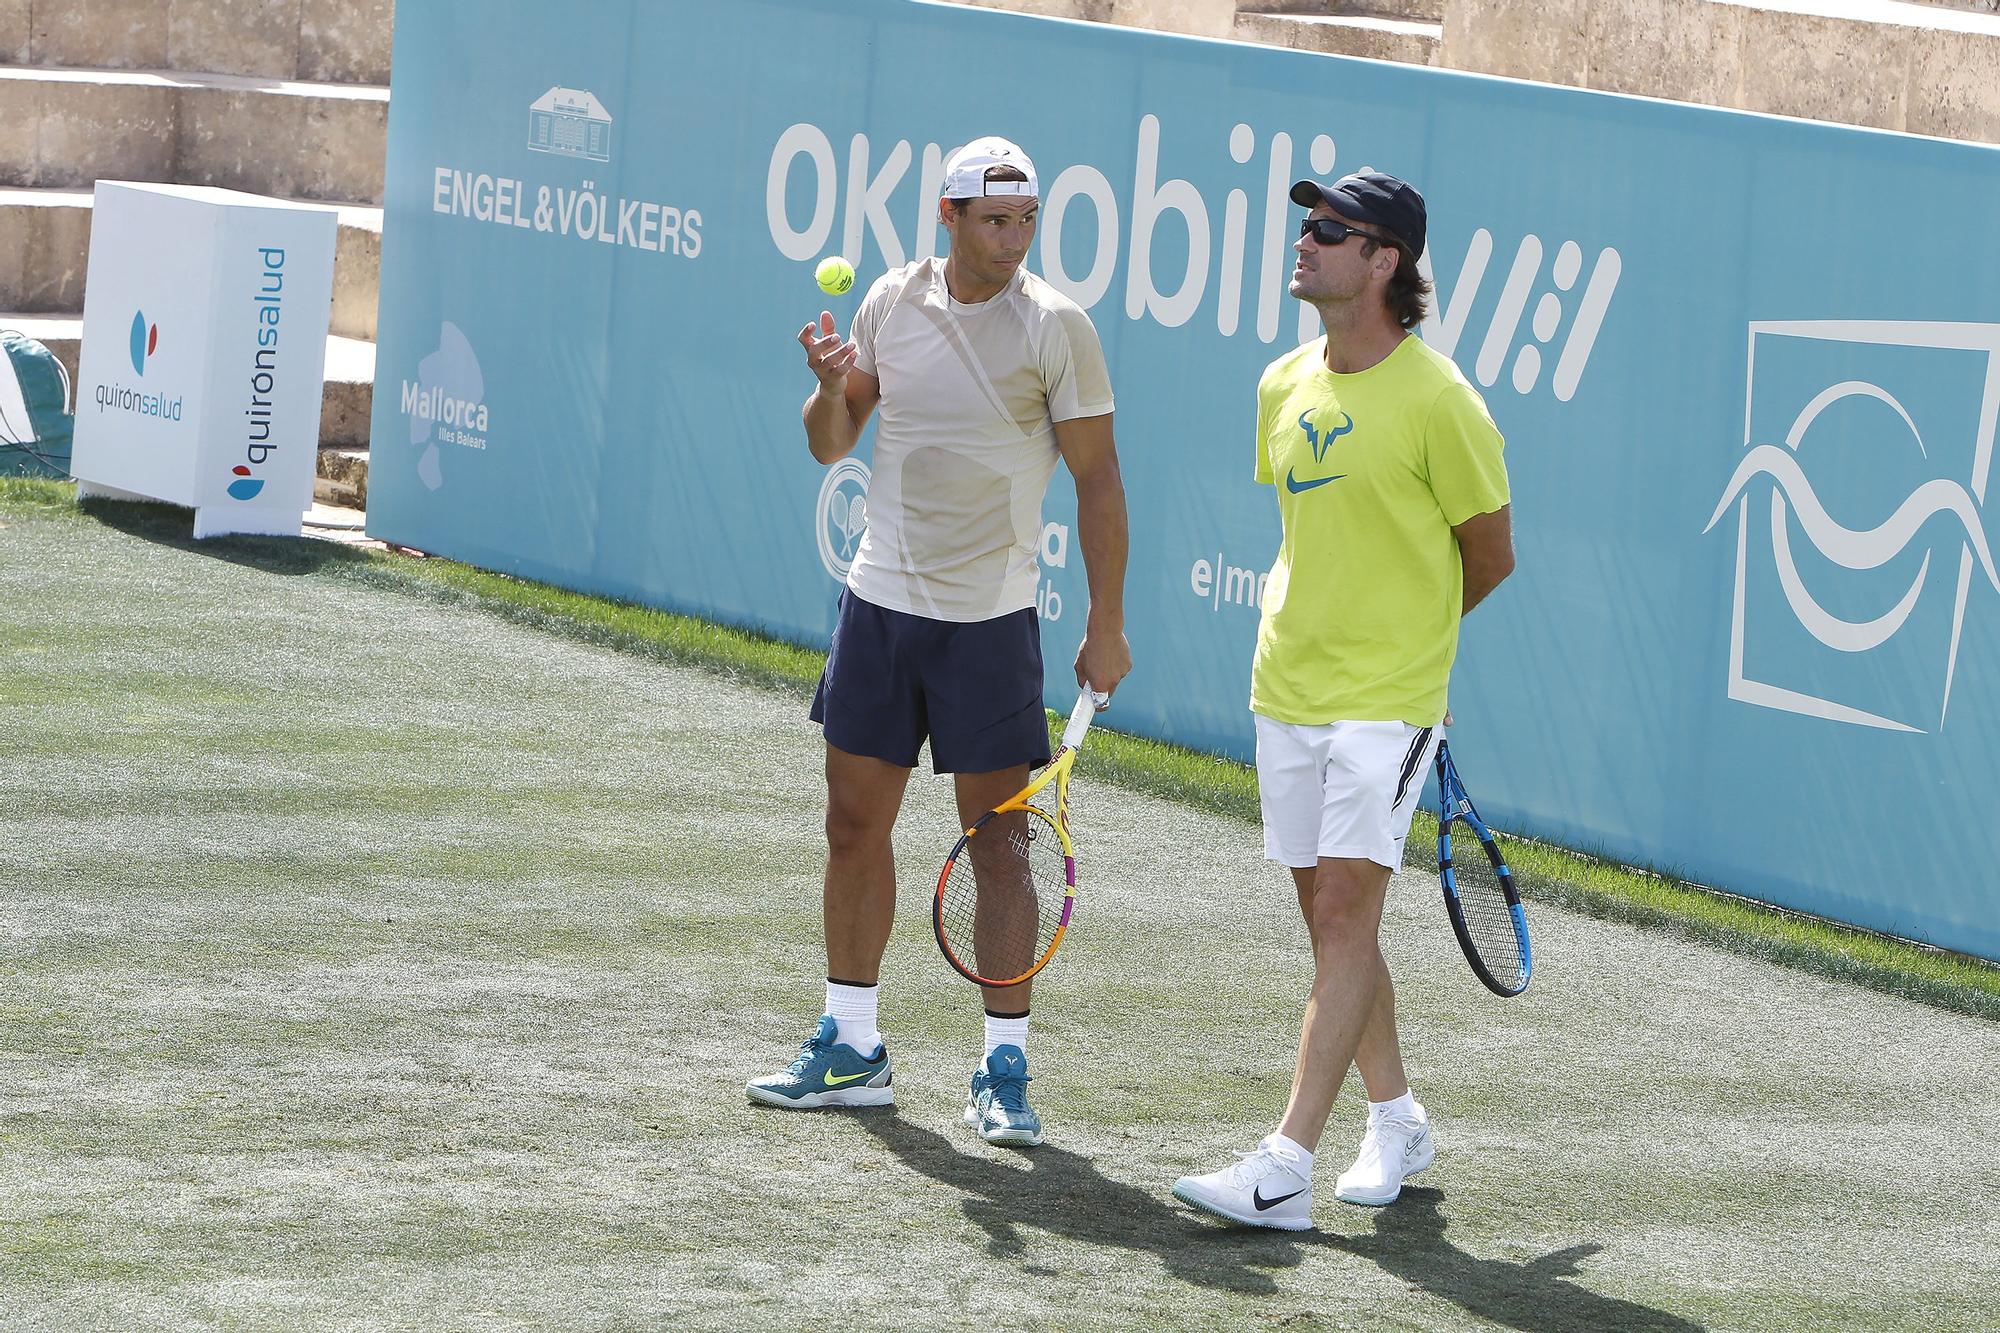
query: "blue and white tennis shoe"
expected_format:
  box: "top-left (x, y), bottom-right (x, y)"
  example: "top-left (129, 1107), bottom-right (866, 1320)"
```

top-left (745, 1014), bottom-right (893, 1109)
top-left (965, 1044), bottom-right (1042, 1146)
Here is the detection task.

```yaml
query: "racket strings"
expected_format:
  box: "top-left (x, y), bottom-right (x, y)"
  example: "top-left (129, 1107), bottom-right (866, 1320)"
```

top-left (1446, 826), bottom-right (1526, 985)
top-left (938, 808), bottom-right (1073, 984)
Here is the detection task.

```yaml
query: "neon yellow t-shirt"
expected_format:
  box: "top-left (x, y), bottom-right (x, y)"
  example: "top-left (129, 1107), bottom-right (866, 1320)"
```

top-left (1250, 334), bottom-right (1509, 726)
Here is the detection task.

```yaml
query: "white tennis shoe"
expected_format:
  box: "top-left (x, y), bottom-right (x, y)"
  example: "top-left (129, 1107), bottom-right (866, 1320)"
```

top-left (1334, 1105), bottom-right (1434, 1206)
top-left (1172, 1138), bottom-right (1315, 1231)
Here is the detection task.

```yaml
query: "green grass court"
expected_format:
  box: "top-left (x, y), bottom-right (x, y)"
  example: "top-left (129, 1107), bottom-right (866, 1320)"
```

top-left (2, 481), bottom-right (1996, 1330)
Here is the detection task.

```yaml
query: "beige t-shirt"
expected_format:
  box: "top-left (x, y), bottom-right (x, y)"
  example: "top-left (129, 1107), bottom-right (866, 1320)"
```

top-left (847, 258), bottom-right (1114, 622)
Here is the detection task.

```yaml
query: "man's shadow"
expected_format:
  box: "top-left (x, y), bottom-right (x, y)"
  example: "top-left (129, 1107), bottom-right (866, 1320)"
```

top-left (852, 1112), bottom-right (1302, 1296)
top-left (1319, 1188), bottom-right (1704, 1332)
top-left (856, 1115), bottom-right (1703, 1328)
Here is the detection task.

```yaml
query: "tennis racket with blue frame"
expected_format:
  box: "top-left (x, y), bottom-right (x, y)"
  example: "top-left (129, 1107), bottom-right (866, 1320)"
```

top-left (1434, 740), bottom-right (1532, 996)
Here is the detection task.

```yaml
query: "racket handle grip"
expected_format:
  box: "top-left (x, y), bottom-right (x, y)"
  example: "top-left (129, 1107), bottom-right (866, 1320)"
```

top-left (1062, 686), bottom-right (1109, 750)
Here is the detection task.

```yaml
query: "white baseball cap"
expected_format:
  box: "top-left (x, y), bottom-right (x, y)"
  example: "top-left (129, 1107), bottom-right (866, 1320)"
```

top-left (941, 136), bottom-right (1039, 199)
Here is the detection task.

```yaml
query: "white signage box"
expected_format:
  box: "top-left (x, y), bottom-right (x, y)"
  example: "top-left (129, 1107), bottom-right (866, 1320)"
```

top-left (70, 182), bottom-right (336, 539)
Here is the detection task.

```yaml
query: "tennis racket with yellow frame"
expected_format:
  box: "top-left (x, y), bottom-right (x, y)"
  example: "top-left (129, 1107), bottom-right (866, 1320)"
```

top-left (932, 686), bottom-right (1108, 988)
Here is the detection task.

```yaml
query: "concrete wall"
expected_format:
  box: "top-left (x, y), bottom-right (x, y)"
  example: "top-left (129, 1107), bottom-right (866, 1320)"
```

top-left (0, 68), bottom-right (386, 201)
top-left (949, 0), bottom-right (1233, 38)
top-left (954, 0), bottom-right (2000, 145)
top-left (5, 0), bottom-right (394, 83)
top-left (1448, 0), bottom-right (2000, 143)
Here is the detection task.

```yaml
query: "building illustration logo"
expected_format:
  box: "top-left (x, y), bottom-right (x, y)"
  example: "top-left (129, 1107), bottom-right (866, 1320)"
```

top-left (1702, 321), bottom-right (2000, 733)
top-left (528, 87), bottom-right (612, 163)
top-left (816, 458), bottom-right (870, 582)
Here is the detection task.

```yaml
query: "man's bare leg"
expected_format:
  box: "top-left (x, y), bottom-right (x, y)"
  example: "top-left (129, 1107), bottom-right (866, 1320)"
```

top-left (953, 764), bottom-right (1035, 1012)
top-left (1290, 866), bottom-right (1409, 1108)
top-left (954, 762), bottom-right (1044, 1146)
top-left (1277, 856), bottom-right (1394, 1153)
top-left (823, 744), bottom-right (913, 983)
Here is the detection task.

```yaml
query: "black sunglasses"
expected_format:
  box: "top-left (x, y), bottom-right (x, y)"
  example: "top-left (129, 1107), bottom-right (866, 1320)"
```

top-left (1298, 216), bottom-right (1395, 248)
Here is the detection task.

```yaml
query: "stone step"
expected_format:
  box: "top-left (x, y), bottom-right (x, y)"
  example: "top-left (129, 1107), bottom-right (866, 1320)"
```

top-left (0, 314), bottom-right (376, 451)
top-left (1234, 7), bottom-right (1443, 64)
top-left (0, 187), bottom-right (91, 317)
top-left (1445, 0), bottom-right (2000, 143)
top-left (0, 65), bottom-right (388, 204)
top-left (314, 446), bottom-right (369, 510)
top-left (0, 187), bottom-right (380, 341)
top-left (1905, 0), bottom-right (2000, 14)
top-left (1241, 0), bottom-right (1443, 23)
top-left (1, 0), bottom-right (394, 84)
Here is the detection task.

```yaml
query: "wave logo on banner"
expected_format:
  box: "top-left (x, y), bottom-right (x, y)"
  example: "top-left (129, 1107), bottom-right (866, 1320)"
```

top-left (129, 311), bottom-right (158, 376)
top-left (527, 86), bottom-right (611, 163)
top-left (816, 458), bottom-right (870, 581)
top-left (401, 322), bottom-right (489, 492)
top-left (1703, 321), bottom-right (2000, 732)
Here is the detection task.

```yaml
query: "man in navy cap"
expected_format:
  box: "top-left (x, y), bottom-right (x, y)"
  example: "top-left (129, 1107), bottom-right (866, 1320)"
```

top-left (1173, 171), bottom-right (1514, 1229)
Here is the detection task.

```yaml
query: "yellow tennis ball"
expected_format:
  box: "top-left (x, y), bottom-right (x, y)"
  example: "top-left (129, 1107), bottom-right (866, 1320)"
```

top-left (815, 256), bottom-right (855, 295)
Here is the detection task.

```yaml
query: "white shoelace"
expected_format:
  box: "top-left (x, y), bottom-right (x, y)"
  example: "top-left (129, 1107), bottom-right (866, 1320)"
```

top-left (1223, 1145), bottom-right (1304, 1188)
top-left (1357, 1119), bottom-right (1420, 1170)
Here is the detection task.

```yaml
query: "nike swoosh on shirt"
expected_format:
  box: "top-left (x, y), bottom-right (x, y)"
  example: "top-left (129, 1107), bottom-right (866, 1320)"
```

top-left (1254, 1185), bottom-right (1306, 1210)
top-left (1285, 468), bottom-right (1344, 494)
top-left (823, 1068), bottom-right (876, 1087)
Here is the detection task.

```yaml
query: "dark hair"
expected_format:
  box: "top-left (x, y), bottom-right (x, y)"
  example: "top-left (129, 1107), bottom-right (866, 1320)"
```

top-left (946, 164), bottom-right (1031, 218)
top-left (1359, 235), bottom-right (1432, 331)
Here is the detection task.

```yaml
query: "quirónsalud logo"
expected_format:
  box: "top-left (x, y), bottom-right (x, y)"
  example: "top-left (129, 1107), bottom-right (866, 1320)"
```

top-left (1703, 321), bottom-right (2000, 732)
top-left (130, 311), bottom-right (158, 375)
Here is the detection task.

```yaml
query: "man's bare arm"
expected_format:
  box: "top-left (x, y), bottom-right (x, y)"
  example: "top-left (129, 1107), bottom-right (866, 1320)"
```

top-left (1053, 411), bottom-right (1132, 696)
top-left (798, 311), bottom-right (880, 464)
top-left (1453, 504), bottom-right (1515, 616)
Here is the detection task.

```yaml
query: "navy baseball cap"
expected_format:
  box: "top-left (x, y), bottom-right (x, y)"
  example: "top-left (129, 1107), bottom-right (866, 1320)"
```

top-left (1290, 171), bottom-right (1427, 259)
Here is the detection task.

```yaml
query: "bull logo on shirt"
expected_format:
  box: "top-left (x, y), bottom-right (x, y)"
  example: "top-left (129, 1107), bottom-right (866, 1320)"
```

top-left (1285, 410), bottom-right (1355, 495)
top-left (1299, 410), bottom-right (1353, 464)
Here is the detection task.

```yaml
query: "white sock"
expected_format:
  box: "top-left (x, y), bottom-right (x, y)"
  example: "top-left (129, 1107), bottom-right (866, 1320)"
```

top-left (1370, 1091), bottom-right (1419, 1124)
top-left (824, 981), bottom-right (881, 1056)
top-left (983, 1011), bottom-right (1029, 1059)
top-left (1266, 1132), bottom-right (1315, 1172)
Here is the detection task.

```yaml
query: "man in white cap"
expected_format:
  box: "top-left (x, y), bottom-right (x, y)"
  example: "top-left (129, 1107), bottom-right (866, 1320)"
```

top-left (748, 136), bottom-right (1132, 1149)
top-left (1173, 170), bottom-right (1514, 1227)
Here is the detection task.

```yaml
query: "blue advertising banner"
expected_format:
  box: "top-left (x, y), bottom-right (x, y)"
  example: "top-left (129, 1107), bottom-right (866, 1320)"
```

top-left (369, 0), bottom-right (2000, 959)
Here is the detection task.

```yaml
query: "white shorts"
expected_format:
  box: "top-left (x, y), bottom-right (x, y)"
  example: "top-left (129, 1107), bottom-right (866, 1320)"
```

top-left (1255, 714), bottom-right (1441, 870)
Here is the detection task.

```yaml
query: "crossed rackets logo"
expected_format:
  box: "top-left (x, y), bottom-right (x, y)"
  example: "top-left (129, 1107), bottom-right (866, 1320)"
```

top-left (815, 457), bottom-right (870, 581)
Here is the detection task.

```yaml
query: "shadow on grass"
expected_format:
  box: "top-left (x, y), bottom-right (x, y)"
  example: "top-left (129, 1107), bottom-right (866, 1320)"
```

top-left (1316, 1188), bottom-right (1704, 1332)
top-left (855, 1112), bottom-right (1303, 1295)
top-left (859, 1116), bottom-right (1700, 1328)
top-left (80, 495), bottom-right (372, 577)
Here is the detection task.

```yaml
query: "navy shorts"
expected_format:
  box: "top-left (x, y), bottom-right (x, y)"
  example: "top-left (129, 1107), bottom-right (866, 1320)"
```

top-left (811, 590), bottom-right (1052, 774)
